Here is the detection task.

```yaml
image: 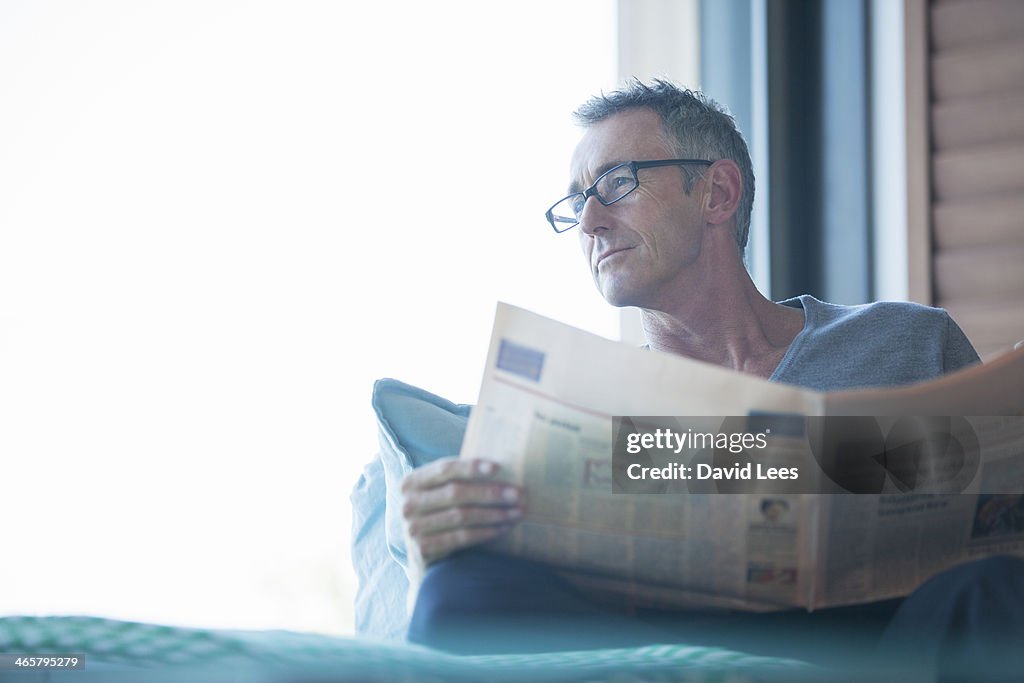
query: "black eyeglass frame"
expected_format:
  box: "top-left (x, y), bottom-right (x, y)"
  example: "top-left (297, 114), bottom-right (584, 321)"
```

top-left (545, 158), bottom-right (714, 234)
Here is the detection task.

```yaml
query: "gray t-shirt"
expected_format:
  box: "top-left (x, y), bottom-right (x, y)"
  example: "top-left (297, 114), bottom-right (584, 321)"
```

top-left (769, 295), bottom-right (980, 391)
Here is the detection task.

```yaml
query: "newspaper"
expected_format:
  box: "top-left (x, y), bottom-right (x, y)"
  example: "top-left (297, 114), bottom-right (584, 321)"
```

top-left (459, 303), bottom-right (1024, 612)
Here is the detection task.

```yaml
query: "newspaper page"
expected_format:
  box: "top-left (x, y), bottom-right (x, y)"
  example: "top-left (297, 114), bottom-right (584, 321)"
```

top-left (809, 352), bottom-right (1024, 609)
top-left (460, 303), bottom-right (825, 611)
top-left (459, 303), bottom-right (1024, 612)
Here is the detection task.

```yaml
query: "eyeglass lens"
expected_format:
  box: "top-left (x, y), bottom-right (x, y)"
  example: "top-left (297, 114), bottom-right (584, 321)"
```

top-left (549, 165), bottom-right (639, 229)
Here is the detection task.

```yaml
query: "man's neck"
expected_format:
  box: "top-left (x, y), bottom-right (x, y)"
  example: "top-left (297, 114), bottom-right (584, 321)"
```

top-left (641, 251), bottom-right (805, 379)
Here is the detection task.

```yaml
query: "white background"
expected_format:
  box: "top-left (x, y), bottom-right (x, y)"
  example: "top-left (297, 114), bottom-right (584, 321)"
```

top-left (0, 1), bottom-right (618, 633)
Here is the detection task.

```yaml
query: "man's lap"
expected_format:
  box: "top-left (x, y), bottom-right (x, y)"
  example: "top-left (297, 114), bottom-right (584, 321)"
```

top-left (407, 550), bottom-right (1024, 679)
top-left (407, 550), bottom-right (898, 661)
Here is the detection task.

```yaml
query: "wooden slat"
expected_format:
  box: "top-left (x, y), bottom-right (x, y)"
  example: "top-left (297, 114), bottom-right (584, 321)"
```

top-left (932, 91), bottom-right (1024, 151)
top-left (940, 301), bottom-right (1024, 359)
top-left (924, 0), bottom-right (1024, 352)
top-left (934, 244), bottom-right (1024, 301)
top-left (931, 0), bottom-right (1024, 52)
top-left (931, 142), bottom-right (1024, 201)
top-left (933, 195), bottom-right (1024, 250)
top-left (931, 41), bottom-right (1024, 101)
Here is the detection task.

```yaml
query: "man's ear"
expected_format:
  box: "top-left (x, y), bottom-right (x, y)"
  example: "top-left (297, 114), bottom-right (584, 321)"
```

top-left (702, 159), bottom-right (742, 226)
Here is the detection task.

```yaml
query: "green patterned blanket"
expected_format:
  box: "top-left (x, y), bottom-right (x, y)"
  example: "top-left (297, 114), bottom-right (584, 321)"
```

top-left (0, 616), bottom-right (820, 682)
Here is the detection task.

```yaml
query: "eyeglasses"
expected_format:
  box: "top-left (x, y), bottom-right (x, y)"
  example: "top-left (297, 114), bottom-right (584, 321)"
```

top-left (545, 159), bottom-right (713, 234)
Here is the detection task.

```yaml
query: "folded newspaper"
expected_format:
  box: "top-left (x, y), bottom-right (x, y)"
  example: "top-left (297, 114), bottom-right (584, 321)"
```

top-left (459, 303), bottom-right (1024, 612)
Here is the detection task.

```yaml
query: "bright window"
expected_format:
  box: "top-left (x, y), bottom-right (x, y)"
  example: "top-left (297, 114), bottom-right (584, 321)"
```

top-left (0, 1), bottom-right (617, 633)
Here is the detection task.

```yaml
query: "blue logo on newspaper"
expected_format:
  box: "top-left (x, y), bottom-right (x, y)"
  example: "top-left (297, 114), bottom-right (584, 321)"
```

top-left (497, 339), bottom-right (545, 382)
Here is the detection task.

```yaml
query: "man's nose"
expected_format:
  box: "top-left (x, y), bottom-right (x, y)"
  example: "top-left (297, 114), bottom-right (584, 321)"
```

top-left (577, 196), bottom-right (611, 236)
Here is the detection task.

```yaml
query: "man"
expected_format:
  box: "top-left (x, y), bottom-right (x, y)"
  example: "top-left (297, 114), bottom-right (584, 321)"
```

top-left (399, 80), bottom-right (1022, 676)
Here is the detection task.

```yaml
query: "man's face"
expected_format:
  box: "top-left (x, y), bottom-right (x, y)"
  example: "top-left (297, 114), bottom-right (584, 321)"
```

top-left (569, 107), bottom-right (706, 309)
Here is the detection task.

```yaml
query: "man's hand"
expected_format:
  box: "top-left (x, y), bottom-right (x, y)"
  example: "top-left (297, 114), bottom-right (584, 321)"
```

top-left (401, 457), bottom-right (523, 569)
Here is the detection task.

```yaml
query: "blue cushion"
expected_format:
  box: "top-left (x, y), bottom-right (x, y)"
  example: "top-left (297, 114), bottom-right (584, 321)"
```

top-left (350, 456), bottom-right (409, 639)
top-left (350, 379), bottom-right (471, 639)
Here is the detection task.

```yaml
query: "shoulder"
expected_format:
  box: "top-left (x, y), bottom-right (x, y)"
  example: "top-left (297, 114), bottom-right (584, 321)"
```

top-left (797, 296), bottom-right (947, 331)
top-left (789, 295), bottom-right (963, 346)
top-left (774, 295), bottom-right (979, 390)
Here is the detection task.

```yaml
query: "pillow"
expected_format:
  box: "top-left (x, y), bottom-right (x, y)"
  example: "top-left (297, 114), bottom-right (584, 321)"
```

top-left (350, 378), bottom-right (471, 639)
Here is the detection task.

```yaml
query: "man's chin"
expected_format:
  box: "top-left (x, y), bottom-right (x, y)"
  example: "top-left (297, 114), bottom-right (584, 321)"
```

top-left (597, 283), bottom-right (644, 309)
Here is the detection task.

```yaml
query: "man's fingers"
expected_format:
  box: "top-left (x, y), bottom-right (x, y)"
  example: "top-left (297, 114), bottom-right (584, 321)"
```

top-left (400, 457), bottom-right (522, 566)
top-left (404, 480), bottom-right (522, 516)
top-left (408, 505), bottom-right (523, 538)
top-left (419, 524), bottom-right (515, 565)
top-left (401, 457), bottom-right (501, 493)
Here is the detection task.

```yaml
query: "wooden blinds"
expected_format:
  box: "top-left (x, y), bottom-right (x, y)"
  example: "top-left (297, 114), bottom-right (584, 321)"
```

top-left (924, 0), bottom-right (1024, 357)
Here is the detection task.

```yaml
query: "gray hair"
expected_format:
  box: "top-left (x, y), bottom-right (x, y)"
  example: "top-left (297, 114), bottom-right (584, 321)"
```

top-left (573, 79), bottom-right (755, 252)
